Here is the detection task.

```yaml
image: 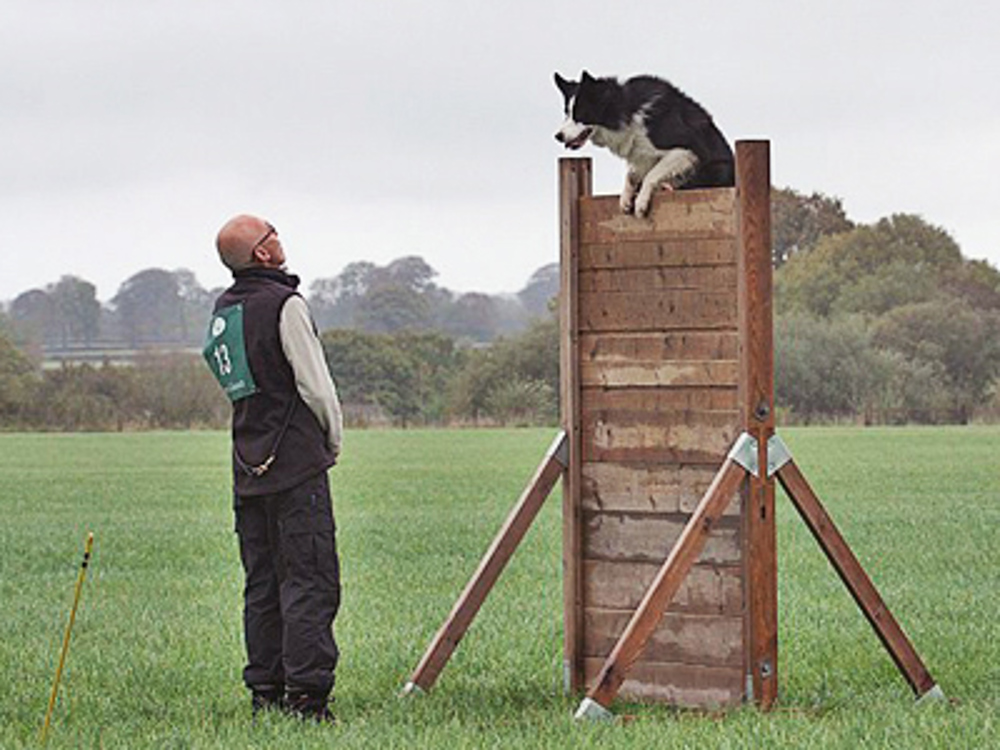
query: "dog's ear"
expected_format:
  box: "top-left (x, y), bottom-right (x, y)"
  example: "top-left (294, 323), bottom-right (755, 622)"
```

top-left (554, 72), bottom-right (572, 95)
top-left (580, 70), bottom-right (595, 83)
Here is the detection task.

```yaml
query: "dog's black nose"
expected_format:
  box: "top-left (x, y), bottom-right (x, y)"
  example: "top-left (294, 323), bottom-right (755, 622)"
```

top-left (554, 132), bottom-right (564, 143)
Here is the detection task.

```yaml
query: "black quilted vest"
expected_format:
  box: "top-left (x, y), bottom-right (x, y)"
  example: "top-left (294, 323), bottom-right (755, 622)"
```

top-left (212, 267), bottom-right (336, 497)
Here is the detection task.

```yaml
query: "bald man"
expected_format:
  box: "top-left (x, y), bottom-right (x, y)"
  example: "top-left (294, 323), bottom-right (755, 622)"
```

top-left (203, 214), bottom-right (343, 723)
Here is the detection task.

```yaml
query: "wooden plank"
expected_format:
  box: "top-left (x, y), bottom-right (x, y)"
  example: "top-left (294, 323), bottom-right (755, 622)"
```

top-left (579, 289), bottom-right (737, 333)
top-left (736, 140), bottom-right (778, 709)
top-left (580, 190), bottom-right (737, 244)
top-left (407, 432), bottom-right (567, 692)
top-left (583, 511), bottom-right (741, 565)
top-left (580, 239), bottom-right (737, 270)
top-left (582, 559), bottom-right (743, 614)
top-left (582, 409), bottom-right (740, 464)
top-left (581, 331), bottom-right (739, 363)
top-left (581, 359), bottom-right (739, 389)
top-left (582, 387), bottom-right (739, 413)
top-left (583, 609), bottom-right (744, 667)
top-left (776, 458), bottom-right (939, 697)
top-left (584, 457), bottom-right (747, 708)
top-left (583, 659), bottom-right (743, 708)
top-left (559, 157), bottom-right (590, 693)
top-left (579, 265), bottom-right (738, 293)
top-left (581, 462), bottom-right (742, 516)
top-left (580, 330), bottom-right (740, 389)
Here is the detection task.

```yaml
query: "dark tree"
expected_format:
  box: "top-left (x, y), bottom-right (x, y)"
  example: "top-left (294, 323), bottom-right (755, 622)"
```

top-left (771, 187), bottom-right (854, 267)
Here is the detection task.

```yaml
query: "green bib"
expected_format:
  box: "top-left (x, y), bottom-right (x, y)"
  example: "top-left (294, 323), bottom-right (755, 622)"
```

top-left (203, 303), bottom-right (258, 402)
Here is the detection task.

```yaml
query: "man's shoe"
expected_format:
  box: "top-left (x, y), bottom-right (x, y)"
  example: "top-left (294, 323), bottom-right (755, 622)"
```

top-left (251, 684), bottom-right (285, 716)
top-left (285, 690), bottom-right (336, 725)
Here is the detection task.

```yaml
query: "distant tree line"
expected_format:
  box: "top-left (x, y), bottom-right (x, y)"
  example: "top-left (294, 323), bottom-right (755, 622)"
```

top-left (307, 255), bottom-right (558, 343)
top-left (7, 269), bottom-right (216, 352)
top-left (320, 315), bottom-right (559, 427)
top-left (771, 192), bottom-right (1000, 424)
top-left (0, 311), bottom-right (559, 431)
top-left (0, 335), bottom-right (228, 431)
top-left (4, 257), bottom-right (559, 354)
top-left (0, 257), bottom-right (560, 430)
top-left (1, 187), bottom-right (998, 431)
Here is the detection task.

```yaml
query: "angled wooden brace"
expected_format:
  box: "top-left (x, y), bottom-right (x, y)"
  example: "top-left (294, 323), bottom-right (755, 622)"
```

top-left (767, 435), bottom-right (943, 702)
top-left (403, 431), bottom-right (569, 695)
top-left (575, 434), bottom-right (943, 721)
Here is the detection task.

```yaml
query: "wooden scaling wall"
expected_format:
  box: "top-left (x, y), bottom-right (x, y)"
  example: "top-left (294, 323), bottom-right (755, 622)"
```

top-left (559, 141), bottom-right (773, 707)
top-left (405, 139), bottom-right (936, 713)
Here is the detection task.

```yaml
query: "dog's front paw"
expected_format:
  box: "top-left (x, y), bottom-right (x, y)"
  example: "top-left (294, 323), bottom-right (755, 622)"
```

top-left (619, 172), bottom-right (641, 214)
top-left (634, 192), bottom-right (653, 217)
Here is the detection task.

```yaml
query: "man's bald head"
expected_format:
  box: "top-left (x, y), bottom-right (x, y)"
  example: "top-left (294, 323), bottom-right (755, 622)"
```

top-left (216, 214), bottom-right (287, 272)
top-left (216, 214), bottom-right (270, 271)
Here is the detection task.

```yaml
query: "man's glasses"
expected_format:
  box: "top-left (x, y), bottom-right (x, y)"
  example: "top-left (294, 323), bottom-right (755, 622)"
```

top-left (248, 223), bottom-right (277, 263)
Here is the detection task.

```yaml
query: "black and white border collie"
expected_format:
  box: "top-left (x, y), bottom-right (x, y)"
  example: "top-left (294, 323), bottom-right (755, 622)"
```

top-left (554, 71), bottom-right (734, 216)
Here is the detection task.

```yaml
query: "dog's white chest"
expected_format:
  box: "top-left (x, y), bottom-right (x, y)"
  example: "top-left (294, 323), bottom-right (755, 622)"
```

top-left (593, 116), bottom-right (662, 176)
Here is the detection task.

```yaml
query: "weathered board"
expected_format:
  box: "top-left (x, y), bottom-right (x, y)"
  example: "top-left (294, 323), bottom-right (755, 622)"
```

top-left (561, 163), bottom-right (757, 708)
top-left (580, 462), bottom-right (740, 516)
top-left (581, 559), bottom-right (743, 613)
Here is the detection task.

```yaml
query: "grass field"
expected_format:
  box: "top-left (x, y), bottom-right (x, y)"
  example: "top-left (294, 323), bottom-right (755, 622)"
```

top-left (1, 426), bottom-right (997, 748)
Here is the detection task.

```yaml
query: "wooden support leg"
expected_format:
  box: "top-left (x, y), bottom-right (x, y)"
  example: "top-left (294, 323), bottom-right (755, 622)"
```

top-left (774, 458), bottom-right (940, 699)
top-left (575, 450), bottom-right (750, 719)
top-left (736, 140), bottom-right (779, 709)
top-left (403, 431), bottom-right (568, 694)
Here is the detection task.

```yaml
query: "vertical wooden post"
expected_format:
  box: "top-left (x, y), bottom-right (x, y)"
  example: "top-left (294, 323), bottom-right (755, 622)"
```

top-left (559, 157), bottom-right (590, 693)
top-left (735, 140), bottom-right (778, 708)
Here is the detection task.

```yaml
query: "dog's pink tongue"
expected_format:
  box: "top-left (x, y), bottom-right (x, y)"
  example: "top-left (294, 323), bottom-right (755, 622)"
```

top-left (568, 130), bottom-right (591, 149)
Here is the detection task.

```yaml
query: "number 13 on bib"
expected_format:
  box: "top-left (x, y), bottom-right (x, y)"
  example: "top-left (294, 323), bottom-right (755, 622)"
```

top-left (203, 303), bottom-right (258, 402)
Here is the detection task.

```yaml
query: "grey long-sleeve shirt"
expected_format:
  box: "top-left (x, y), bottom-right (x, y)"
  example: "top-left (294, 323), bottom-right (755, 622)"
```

top-left (278, 295), bottom-right (343, 458)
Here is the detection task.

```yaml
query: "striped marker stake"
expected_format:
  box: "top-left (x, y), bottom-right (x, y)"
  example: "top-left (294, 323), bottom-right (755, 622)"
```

top-left (40, 532), bottom-right (94, 745)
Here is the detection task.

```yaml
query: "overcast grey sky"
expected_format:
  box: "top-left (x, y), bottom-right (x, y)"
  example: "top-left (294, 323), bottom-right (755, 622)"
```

top-left (3, 0), bottom-right (998, 304)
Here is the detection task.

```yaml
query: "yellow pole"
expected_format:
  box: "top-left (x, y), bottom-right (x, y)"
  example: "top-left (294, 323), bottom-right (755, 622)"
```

top-left (39, 532), bottom-right (94, 745)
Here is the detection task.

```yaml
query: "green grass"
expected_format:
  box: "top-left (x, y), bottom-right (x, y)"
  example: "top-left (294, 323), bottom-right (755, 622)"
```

top-left (0, 427), bottom-right (997, 748)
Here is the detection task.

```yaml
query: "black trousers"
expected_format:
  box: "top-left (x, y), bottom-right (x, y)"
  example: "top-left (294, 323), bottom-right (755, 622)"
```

top-left (234, 471), bottom-right (340, 696)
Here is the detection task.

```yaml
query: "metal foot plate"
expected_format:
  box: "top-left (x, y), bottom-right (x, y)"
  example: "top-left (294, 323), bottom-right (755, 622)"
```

top-left (574, 697), bottom-right (614, 722)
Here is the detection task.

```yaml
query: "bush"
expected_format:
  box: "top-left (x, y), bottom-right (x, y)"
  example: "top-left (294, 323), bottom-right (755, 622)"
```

top-left (447, 315), bottom-right (559, 424)
top-left (871, 300), bottom-right (1000, 423)
top-left (24, 364), bottom-right (134, 431)
top-left (483, 378), bottom-right (557, 427)
top-left (0, 329), bottom-right (37, 425)
top-left (129, 353), bottom-right (230, 429)
top-left (4, 354), bottom-right (228, 432)
top-left (775, 314), bottom-right (889, 423)
top-left (321, 329), bottom-right (465, 427)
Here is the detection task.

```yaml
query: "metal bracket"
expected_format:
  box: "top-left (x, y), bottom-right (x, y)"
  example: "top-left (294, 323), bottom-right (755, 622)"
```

top-left (574, 697), bottom-right (615, 722)
top-left (727, 433), bottom-right (796, 480)
top-left (551, 430), bottom-right (570, 469)
top-left (766, 434), bottom-right (793, 478)
top-left (916, 684), bottom-right (946, 705)
top-left (400, 681), bottom-right (425, 697)
top-left (727, 433), bottom-right (759, 477)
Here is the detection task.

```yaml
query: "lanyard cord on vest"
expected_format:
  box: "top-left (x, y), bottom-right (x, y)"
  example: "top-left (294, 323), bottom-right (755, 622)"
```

top-left (232, 399), bottom-right (298, 478)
